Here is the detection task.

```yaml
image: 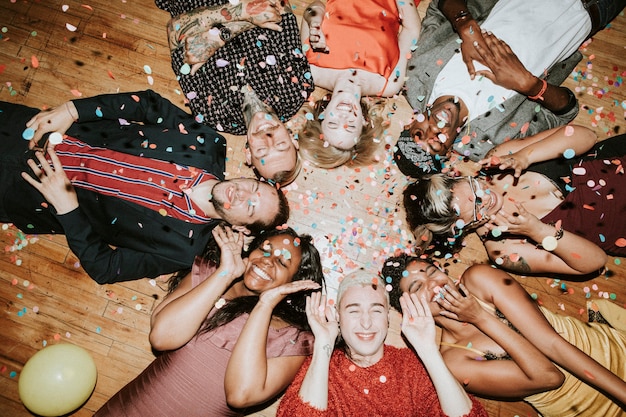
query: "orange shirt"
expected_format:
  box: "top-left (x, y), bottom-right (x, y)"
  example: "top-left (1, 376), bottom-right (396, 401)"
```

top-left (305, 0), bottom-right (401, 81)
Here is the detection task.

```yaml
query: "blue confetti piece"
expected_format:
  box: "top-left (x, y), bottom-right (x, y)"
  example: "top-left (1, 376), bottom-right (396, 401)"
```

top-left (95, 107), bottom-right (103, 117)
top-left (22, 128), bottom-right (35, 140)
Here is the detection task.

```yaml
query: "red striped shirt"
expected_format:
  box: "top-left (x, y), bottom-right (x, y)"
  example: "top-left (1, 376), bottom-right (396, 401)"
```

top-left (55, 137), bottom-right (216, 224)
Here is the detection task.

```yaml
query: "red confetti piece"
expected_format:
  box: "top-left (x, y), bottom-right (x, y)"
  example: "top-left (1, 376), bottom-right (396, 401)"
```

top-left (31, 55), bottom-right (39, 68)
top-left (107, 70), bottom-right (115, 79)
top-left (615, 238), bottom-right (626, 248)
top-left (131, 94), bottom-right (140, 102)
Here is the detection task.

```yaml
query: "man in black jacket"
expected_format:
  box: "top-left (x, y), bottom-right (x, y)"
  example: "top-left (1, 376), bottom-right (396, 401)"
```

top-left (0, 90), bottom-right (289, 284)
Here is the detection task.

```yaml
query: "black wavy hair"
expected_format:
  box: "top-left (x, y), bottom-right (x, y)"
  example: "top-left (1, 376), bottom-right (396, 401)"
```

top-left (168, 224), bottom-right (325, 334)
top-left (381, 254), bottom-right (438, 312)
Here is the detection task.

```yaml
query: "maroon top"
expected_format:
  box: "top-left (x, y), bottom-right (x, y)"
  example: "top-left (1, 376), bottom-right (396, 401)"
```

top-left (95, 261), bottom-right (314, 416)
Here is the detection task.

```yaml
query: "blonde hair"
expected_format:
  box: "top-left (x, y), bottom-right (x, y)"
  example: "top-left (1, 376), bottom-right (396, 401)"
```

top-left (403, 174), bottom-right (466, 253)
top-left (336, 269), bottom-right (389, 308)
top-left (297, 96), bottom-right (389, 169)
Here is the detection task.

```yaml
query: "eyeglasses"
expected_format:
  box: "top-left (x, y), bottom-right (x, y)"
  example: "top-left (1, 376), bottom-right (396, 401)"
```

top-left (464, 176), bottom-right (487, 229)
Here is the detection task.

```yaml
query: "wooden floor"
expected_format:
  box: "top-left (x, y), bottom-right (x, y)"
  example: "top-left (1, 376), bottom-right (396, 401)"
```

top-left (1, 0), bottom-right (625, 415)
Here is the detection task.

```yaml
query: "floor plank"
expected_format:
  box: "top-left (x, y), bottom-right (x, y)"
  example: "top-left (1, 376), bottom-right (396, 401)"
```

top-left (0, 0), bottom-right (624, 415)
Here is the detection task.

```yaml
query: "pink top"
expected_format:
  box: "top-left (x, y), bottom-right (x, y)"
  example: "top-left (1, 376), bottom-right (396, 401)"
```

top-left (95, 260), bottom-right (314, 417)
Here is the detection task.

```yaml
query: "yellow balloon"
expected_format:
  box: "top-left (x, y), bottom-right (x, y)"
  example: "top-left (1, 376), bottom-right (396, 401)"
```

top-left (18, 343), bottom-right (97, 416)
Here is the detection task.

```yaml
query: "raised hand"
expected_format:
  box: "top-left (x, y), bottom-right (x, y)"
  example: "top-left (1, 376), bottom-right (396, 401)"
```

top-left (436, 283), bottom-right (485, 323)
top-left (472, 31), bottom-right (537, 94)
top-left (305, 291), bottom-right (339, 345)
top-left (21, 147), bottom-right (79, 215)
top-left (25, 102), bottom-right (77, 148)
top-left (212, 224), bottom-right (247, 279)
top-left (400, 292), bottom-right (437, 352)
top-left (455, 18), bottom-right (490, 79)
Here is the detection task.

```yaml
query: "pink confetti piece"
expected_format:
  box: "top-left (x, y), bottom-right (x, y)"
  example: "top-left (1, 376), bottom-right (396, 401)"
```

top-left (70, 89), bottom-right (82, 97)
top-left (31, 55), bottom-right (39, 68)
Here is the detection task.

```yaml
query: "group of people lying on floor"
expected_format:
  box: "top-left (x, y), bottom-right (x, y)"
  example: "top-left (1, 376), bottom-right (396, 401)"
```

top-left (2, 0), bottom-right (626, 415)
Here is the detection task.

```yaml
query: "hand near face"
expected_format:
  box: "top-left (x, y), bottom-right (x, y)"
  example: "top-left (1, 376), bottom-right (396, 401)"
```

top-left (213, 224), bottom-right (247, 280)
top-left (21, 147), bottom-right (79, 215)
top-left (400, 292), bottom-right (437, 352)
top-left (258, 280), bottom-right (321, 309)
top-left (436, 283), bottom-right (485, 324)
top-left (305, 291), bottom-right (339, 346)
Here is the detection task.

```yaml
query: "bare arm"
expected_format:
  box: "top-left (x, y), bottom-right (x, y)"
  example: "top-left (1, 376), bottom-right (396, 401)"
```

top-left (480, 125), bottom-right (597, 178)
top-left (465, 265), bottom-right (626, 406)
top-left (473, 32), bottom-right (576, 115)
top-left (225, 280), bottom-right (321, 408)
top-left (482, 202), bottom-right (607, 275)
top-left (438, 0), bottom-right (490, 78)
top-left (401, 293), bottom-right (473, 417)
top-left (149, 226), bottom-right (246, 351)
top-left (436, 275), bottom-right (564, 398)
top-left (297, 292), bottom-right (339, 410)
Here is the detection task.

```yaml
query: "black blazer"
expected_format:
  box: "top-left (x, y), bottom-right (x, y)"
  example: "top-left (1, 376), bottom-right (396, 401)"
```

top-left (1, 90), bottom-right (226, 284)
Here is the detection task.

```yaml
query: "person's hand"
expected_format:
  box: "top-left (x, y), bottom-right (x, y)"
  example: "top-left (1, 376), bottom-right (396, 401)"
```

top-left (455, 18), bottom-right (489, 79)
top-left (21, 146), bottom-right (79, 215)
top-left (472, 31), bottom-right (537, 93)
top-left (213, 224), bottom-right (247, 279)
top-left (304, 4), bottom-right (328, 52)
top-left (240, 0), bottom-right (283, 31)
top-left (258, 279), bottom-right (321, 309)
top-left (436, 283), bottom-right (485, 324)
top-left (479, 152), bottom-right (529, 178)
top-left (25, 103), bottom-right (76, 149)
top-left (400, 292), bottom-right (437, 352)
top-left (305, 291), bottom-right (339, 345)
top-left (483, 201), bottom-right (542, 238)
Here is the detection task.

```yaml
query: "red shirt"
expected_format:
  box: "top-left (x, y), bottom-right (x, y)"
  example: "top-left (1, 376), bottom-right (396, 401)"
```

top-left (56, 137), bottom-right (216, 223)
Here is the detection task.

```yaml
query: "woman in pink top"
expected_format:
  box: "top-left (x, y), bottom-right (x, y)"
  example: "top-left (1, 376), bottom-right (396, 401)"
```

top-left (296, 0), bottom-right (422, 169)
top-left (95, 224), bottom-right (325, 416)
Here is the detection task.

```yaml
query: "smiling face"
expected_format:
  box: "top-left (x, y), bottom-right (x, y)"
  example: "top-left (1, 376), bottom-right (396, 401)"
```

top-left (210, 178), bottom-right (280, 228)
top-left (450, 177), bottom-right (501, 230)
top-left (337, 283), bottom-right (389, 366)
top-left (398, 260), bottom-right (454, 314)
top-left (242, 234), bottom-right (303, 294)
top-left (404, 97), bottom-right (464, 157)
top-left (320, 91), bottom-right (366, 150)
top-left (246, 112), bottom-right (299, 181)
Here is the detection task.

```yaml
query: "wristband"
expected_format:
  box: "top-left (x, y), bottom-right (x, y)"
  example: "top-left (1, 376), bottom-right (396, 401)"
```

top-left (528, 78), bottom-right (548, 102)
top-left (453, 10), bottom-right (471, 32)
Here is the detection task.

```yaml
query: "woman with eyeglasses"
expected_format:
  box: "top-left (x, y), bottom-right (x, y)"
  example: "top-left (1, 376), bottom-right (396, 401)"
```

top-left (402, 124), bottom-right (626, 276)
